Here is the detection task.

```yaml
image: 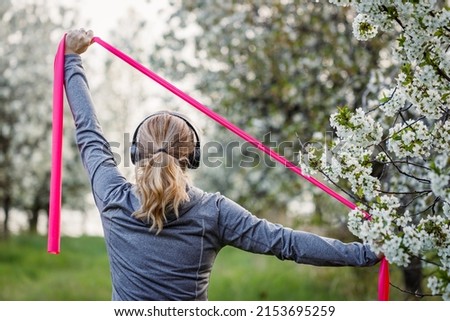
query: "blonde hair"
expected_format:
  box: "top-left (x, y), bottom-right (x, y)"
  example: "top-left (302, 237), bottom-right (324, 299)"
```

top-left (133, 113), bottom-right (196, 233)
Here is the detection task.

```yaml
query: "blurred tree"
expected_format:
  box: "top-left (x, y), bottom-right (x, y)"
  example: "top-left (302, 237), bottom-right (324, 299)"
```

top-left (89, 6), bottom-right (155, 180)
top-left (150, 0), bottom-right (393, 223)
top-left (0, 0), bottom-right (88, 236)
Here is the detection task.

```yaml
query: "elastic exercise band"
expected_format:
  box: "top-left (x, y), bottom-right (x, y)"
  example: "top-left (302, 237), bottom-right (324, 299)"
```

top-left (49, 35), bottom-right (389, 300)
top-left (48, 35), bottom-right (65, 254)
top-left (92, 37), bottom-right (359, 209)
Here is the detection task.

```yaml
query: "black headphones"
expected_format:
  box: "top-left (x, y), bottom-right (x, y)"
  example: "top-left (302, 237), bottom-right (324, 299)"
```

top-left (130, 111), bottom-right (201, 169)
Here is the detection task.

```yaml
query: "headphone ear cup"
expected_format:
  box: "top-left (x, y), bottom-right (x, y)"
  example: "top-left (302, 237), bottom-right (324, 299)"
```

top-left (188, 143), bottom-right (201, 169)
top-left (130, 143), bottom-right (138, 165)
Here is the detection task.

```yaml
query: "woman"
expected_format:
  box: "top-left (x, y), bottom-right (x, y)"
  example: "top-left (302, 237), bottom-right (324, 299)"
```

top-left (65, 29), bottom-right (380, 301)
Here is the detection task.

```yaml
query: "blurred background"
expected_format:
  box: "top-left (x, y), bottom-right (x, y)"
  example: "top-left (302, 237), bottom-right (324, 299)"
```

top-left (0, 0), bottom-right (426, 300)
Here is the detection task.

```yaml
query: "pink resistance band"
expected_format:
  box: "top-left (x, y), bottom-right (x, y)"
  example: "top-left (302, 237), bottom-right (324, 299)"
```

top-left (49, 35), bottom-right (389, 300)
top-left (48, 34), bottom-right (65, 255)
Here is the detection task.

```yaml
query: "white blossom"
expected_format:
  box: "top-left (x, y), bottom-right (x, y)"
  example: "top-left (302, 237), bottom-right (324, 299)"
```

top-left (352, 13), bottom-right (379, 41)
top-left (428, 276), bottom-right (444, 296)
top-left (444, 203), bottom-right (450, 219)
top-left (330, 107), bottom-right (383, 148)
top-left (432, 121), bottom-right (450, 154)
top-left (379, 88), bottom-right (406, 117)
top-left (387, 120), bottom-right (431, 158)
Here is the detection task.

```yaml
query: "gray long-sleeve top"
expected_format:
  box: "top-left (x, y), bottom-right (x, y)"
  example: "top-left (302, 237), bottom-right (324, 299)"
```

top-left (64, 54), bottom-right (379, 301)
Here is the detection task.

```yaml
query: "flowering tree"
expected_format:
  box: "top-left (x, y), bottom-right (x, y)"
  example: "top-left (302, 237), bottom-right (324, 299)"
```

top-left (0, 0), bottom-right (88, 235)
top-left (300, 1), bottom-right (449, 299)
top-left (152, 0), bottom-right (392, 221)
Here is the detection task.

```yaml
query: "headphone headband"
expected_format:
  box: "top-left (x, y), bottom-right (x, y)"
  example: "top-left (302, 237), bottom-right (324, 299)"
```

top-left (130, 111), bottom-right (201, 169)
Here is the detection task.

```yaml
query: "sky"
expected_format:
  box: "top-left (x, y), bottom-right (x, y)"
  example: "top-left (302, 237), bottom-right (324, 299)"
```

top-left (58, 0), bottom-right (170, 40)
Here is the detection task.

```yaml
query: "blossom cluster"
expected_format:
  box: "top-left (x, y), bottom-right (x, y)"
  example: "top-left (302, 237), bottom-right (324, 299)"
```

top-left (387, 120), bottom-right (431, 159)
top-left (315, 0), bottom-right (450, 299)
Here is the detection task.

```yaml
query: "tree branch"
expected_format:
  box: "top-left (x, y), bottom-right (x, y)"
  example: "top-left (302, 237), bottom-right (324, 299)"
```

top-left (378, 114), bottom-right (424, 146)
top-left (401, 193), bottom-right (434, 209)
top-left (380, 5), bottom-right (404, 29)
top-left (389, 282), bottom-right (441, 298)
top-left (424, 49), bottom-right (450, 83)
top-left (375, 189), bottom-right (432, 195)
top-left (375, 159), bottom-right (431, 171)
top-left (410, 197), bottom-right (441, 217)
top-left (378, 144), bottom-right (431, 184)
top-left (317, 169), bottom-right (367, 207)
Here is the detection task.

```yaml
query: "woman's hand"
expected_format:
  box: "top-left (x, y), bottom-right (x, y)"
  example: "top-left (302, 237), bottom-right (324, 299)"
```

top-left (65, 28), bottom-right (94, 55)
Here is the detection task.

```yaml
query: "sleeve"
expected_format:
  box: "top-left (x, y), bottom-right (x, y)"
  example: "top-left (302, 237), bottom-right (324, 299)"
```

top-left (64, 54), bottom-right (128, 211)
top-left (216, 196), bottom-right (379, 267)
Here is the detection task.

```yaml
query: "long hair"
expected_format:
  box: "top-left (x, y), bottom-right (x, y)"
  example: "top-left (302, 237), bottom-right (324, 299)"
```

top-left (133, 113), bottom-right (196, 233)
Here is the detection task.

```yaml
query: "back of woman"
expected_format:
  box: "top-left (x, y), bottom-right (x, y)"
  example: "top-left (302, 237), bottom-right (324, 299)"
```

top-left (101, 184), bottom-right (222, 300)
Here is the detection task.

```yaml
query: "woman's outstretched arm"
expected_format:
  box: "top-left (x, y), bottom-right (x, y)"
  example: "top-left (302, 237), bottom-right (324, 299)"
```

top-left (64, 29), bottom-right (128, 211)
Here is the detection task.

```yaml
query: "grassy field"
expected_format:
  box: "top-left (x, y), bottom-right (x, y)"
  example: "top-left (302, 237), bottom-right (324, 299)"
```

top-left (0, 235), bottom-right (410, 301)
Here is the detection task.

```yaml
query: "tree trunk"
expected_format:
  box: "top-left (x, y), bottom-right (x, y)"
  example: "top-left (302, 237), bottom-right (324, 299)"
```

top-left (2, 194), bottom-right (11, 239)
top-left (28, 205), bottom-right (40, 234)
top-left (28, 189), bottom-right (44, 234)
top-left (402, 256), bottom-right (423, 300)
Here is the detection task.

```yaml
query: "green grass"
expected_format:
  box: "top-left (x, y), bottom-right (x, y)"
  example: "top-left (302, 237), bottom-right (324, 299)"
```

top-left (0, 235), bottom-right (111, 300)
top-left (210, 247), bottom-right (395, 300)
top-left (0, 235), bottom-right (409, 300)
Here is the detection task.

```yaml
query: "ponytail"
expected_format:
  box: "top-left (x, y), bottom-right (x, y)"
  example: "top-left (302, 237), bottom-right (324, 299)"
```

top-left (133, 114), bottom-right (195, 233)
